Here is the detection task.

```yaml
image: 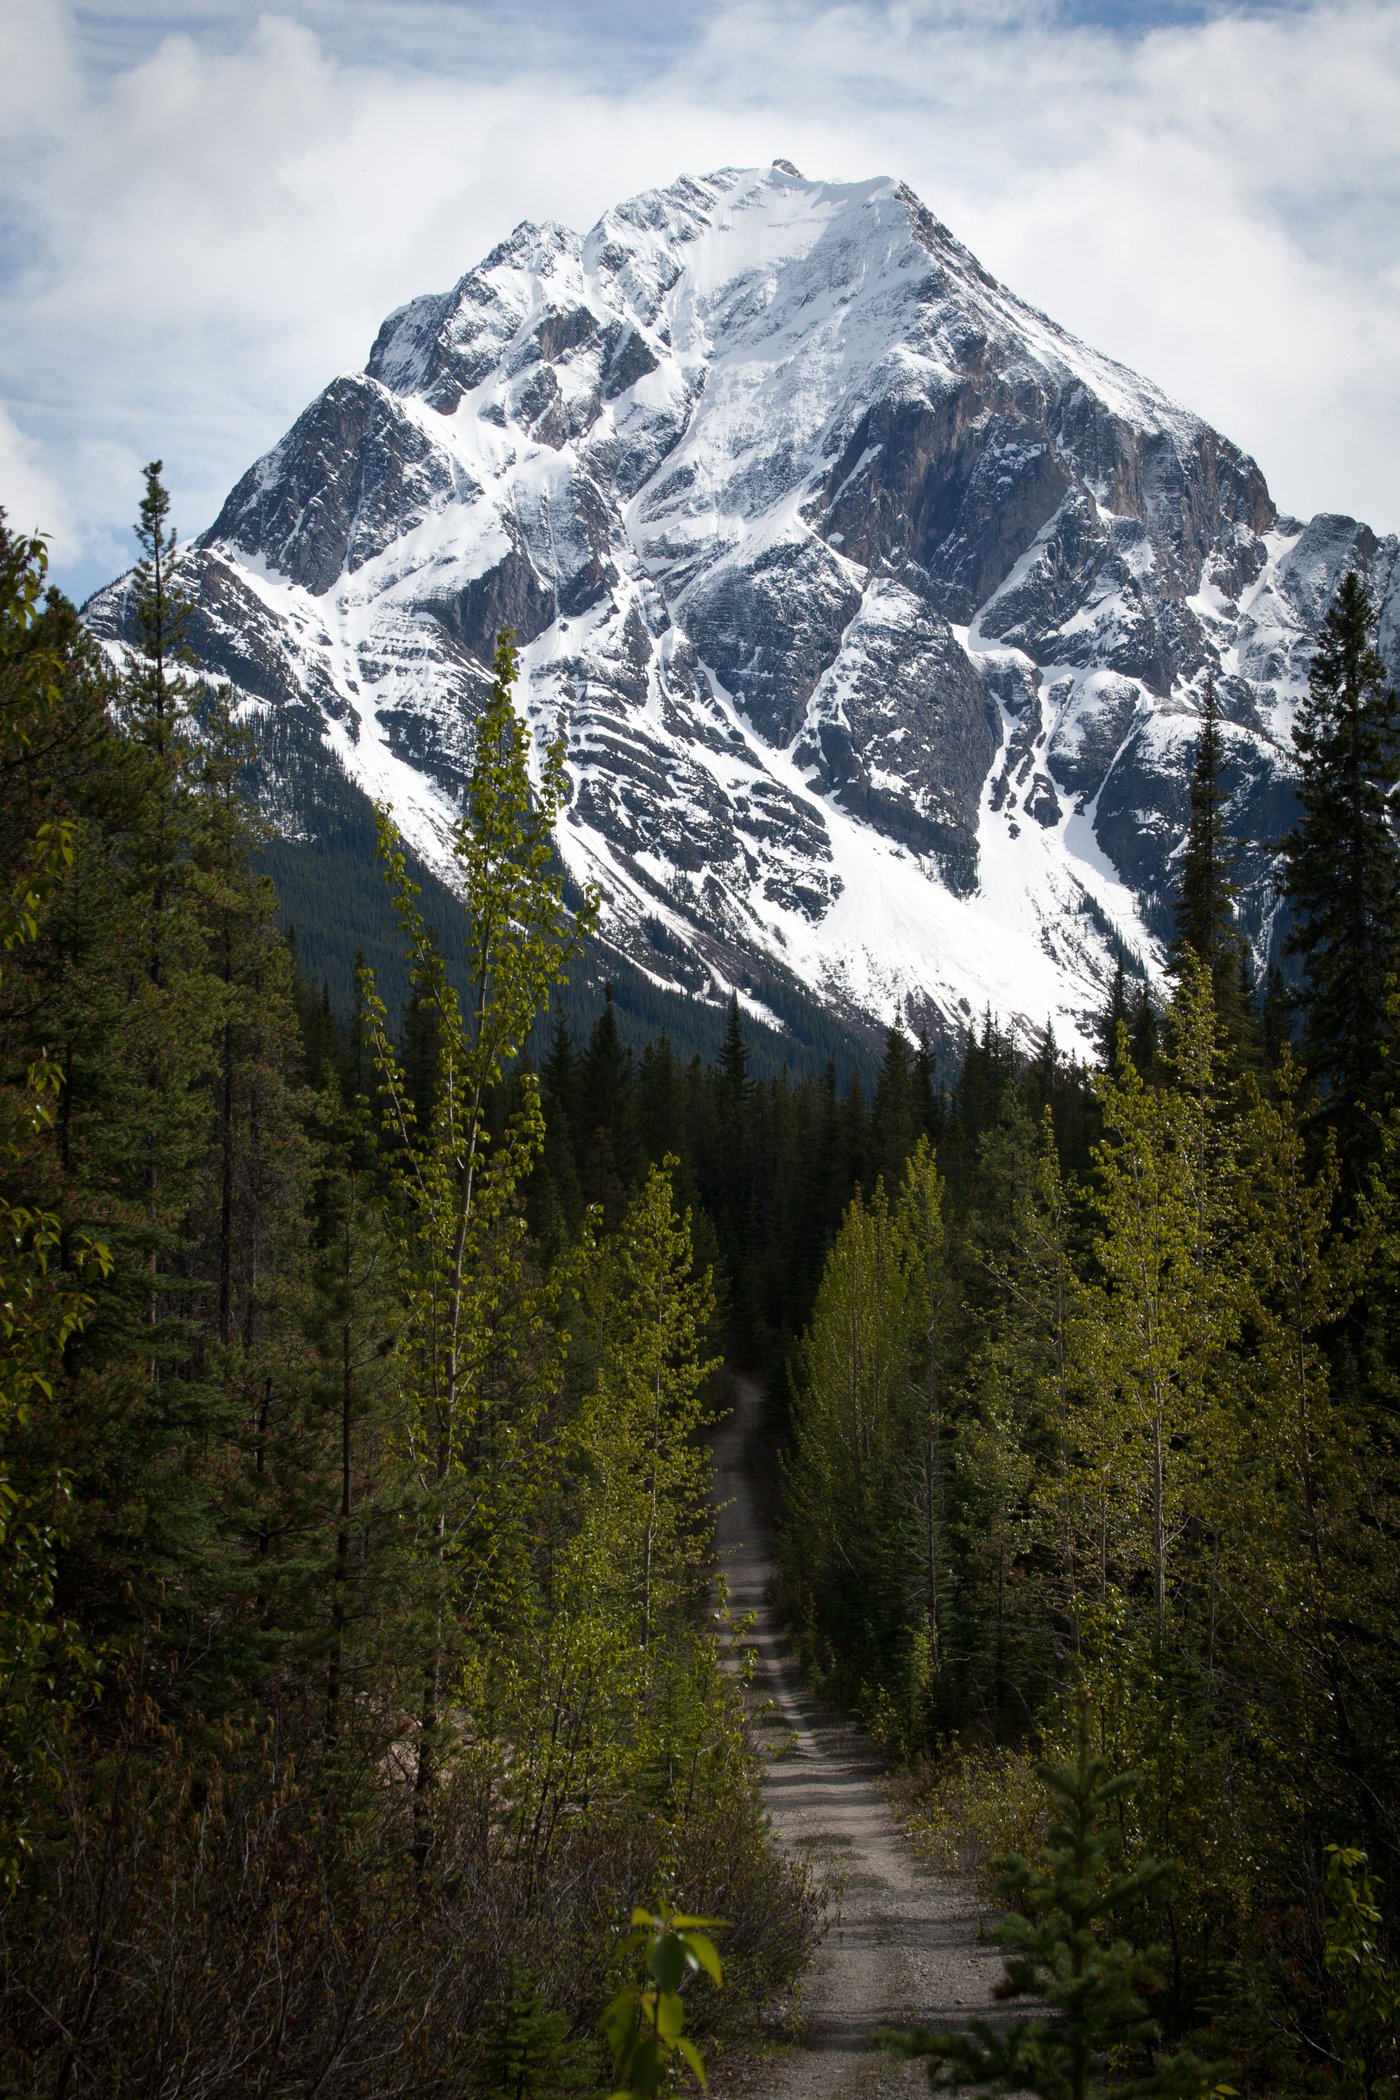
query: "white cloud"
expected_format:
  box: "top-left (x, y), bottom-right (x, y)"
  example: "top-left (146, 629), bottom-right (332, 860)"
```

top-left (2, 0), bottom-right (1397, 602)
top-left (0, 404), bottom-right (74, 550)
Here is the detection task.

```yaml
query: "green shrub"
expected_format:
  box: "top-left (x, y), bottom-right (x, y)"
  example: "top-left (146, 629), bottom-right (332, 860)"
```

top-left (900, 1737), bottom-right (1048, 1898)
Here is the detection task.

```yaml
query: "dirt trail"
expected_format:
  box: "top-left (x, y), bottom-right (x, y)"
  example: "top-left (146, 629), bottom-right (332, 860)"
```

top-left (713, 1375), bottom-right (1005, 2100)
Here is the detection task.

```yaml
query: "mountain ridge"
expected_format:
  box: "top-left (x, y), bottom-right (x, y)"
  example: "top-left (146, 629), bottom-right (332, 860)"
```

top-left (84, 162), bottom-right (1400, 1055)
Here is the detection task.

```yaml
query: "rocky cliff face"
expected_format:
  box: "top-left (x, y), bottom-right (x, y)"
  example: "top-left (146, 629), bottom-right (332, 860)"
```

top-left (85, 164), bottom-right (1400, 1052)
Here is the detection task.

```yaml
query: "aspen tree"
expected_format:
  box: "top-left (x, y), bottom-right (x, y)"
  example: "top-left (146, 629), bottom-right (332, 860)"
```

top-left (1082, 965), bottom-right (1233, 1642)
top-left (361, 632), bottom-right (593, 1829)
top-left (895, 1138), bottom-right (951, 1664)
top-left (784, 1182), bottom-right (912, 1670)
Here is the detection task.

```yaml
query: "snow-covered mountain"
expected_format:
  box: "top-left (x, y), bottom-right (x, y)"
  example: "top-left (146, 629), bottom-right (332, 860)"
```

top-left (86, 163), bottom-right (1400, 1055)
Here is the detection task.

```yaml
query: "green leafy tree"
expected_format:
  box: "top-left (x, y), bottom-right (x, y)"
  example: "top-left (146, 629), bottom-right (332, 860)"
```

top-left (782, 1180), bottom-right (913, 1674)
top-left (965, 1107), bottom-right (1086, 1723)
top-left (1324, 1844), bottom-right (1400, 2100)
top-left (360, 630), bottom-right (594, 1820)
top-left (1076, 964), bottom-right (1236, 1643)
top-left (602, 1906), bottom-right (724, 2099)
top-left (577, 1163), bottom-right (720, 1655)
top-left (895, 1137), bottom-right (952, 1675)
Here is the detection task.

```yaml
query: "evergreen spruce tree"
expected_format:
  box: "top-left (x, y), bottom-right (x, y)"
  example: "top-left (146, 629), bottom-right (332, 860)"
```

top-left (185, 687), bottom-right (329, 1685)
top-left (1282, 570), bottom-right (1400, 1184)
top-left (880, 1700), bottom-right (1213, 2098)
top-left (1261, 965), bottom-right (1292, 1069)
top-left (841, 1065), bottom-right (872, 1198)
top-left (0, 519), bottom-right (106, 1875)
top-left (478, 1961), bottom-right (594, 2098)
top-left (710, 997), bottom-right (752, 1219)
top-left (717, 992), bottom-right (750, 1113)
top-left (18, 468), bottom-right (236, 1681)
top-left (912, 1027), bottom-right (942, 1146)
top-left (1097, 958), bottom-right (1129, 1075)
top-left (579, 985), bottom-right (641, 1218)
top-left (1171, 680), bottom-right (1248, 1044)
top-left (309, 1063), bottom-right (400, 1739)
top-left (1127, 980), bottom-right (1160, 1082)
top-left (638, 1036), bottom-right (689, 1186)
top-left (533, 1010), bottom-right (584, 1250)
top-left (872, 1022), bottom-right (919, 1190)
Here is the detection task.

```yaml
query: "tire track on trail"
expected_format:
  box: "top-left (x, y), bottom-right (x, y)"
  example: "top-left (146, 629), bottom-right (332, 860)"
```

top-left (713, 1375), bottom-right (1006, 2100)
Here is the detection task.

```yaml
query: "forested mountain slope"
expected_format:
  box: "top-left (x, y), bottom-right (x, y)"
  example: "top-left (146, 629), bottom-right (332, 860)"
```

top-left (4, 461), bottom-right (1400, 2092)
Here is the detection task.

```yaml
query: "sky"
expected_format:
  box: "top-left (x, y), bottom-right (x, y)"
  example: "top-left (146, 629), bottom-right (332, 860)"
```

top-left (1, 0), bottom-right (1397, 605)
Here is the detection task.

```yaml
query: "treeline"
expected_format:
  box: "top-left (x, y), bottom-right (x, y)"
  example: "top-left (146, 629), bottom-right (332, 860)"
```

top-left (781, 589), bottom-right (1400, 2090)
top-left (526, 967), bottom-right (1096, 1388)
top-left (0, 483), bottom-right (817, 2097)
top-left (5, 460), bottom-right (1396, 2095)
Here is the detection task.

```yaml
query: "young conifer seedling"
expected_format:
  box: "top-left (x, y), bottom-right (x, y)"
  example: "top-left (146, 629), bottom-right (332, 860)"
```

top-left (878, 1695), bottom-right (1223, 2099)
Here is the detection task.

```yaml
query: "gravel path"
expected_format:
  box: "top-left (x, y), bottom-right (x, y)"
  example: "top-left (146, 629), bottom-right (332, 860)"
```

top-left (713, 1376), bottom-right (1007, 2100)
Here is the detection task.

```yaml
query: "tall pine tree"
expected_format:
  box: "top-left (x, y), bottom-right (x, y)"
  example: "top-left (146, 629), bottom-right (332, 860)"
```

top-left (1282, 571), bottom-right (1400, 1184)
top-left (1171, 678), bottom-right (1248, 1045)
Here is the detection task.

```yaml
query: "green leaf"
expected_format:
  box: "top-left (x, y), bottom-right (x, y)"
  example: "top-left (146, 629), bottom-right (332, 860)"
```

top-left (631, 2034), bottom-right (663, 2096)
top-left (676, 2035), bottom-right (708, 2087)
top-left (649, 1934), bottom-right (688, 1994)
top-left (654, 1989), bottom-right (685, 2043)
top-left (677, 1931), bottom-right (723, 1987)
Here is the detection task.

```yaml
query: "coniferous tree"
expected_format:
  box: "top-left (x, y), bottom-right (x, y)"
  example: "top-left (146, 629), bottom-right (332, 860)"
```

top-left (939, 1092), bottom-right (1081, 1730)
top-left (1282, 570), bottom-right (1400, 1184)
top-left (706, 997), bottom-right (754, 1285)
top-left (579, 985), bottom-right (640, 1218)
top-left (534, 1011), bottom-right (584, 1249)
top-left (638, 1035), bottom-right (688, 1179)
top-left (1261, 964), bottom-right (1291, 1069)
top-left (309, 1065), bottom-right (400, 1739)
top-left (880, 1700), bottom-right (1213, 2098)
top-left (0, 520), bottom-right (106, 1873)
top-left (16, 471), bottom-right (231, 1679)
top-left (574, 1163), bottom-right (720, 1656)
top-left (1097, 957), bottom-right (1129, 1074)
top-left (1171, 678), bottom-right (1248, 1043)
top-left (912, 1027), bottom-right (942, 1145)
top-left (872, 1022), bottom-right (920, 1190)
top-left (1127, 979), bottom-right (1160, 1082)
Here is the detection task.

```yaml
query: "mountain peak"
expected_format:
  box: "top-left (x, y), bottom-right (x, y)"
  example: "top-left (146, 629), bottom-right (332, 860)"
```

top-left (86, 168), bottom-right (1400, 1056)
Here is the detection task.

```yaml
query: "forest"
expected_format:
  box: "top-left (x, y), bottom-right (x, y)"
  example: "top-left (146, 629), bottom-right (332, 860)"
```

top-left (1, 469), bottom-right (1398, 2097)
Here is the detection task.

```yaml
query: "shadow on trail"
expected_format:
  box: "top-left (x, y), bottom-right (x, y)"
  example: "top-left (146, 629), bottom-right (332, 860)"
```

top-left (712, 1373), bottom-right (1009, 2100)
